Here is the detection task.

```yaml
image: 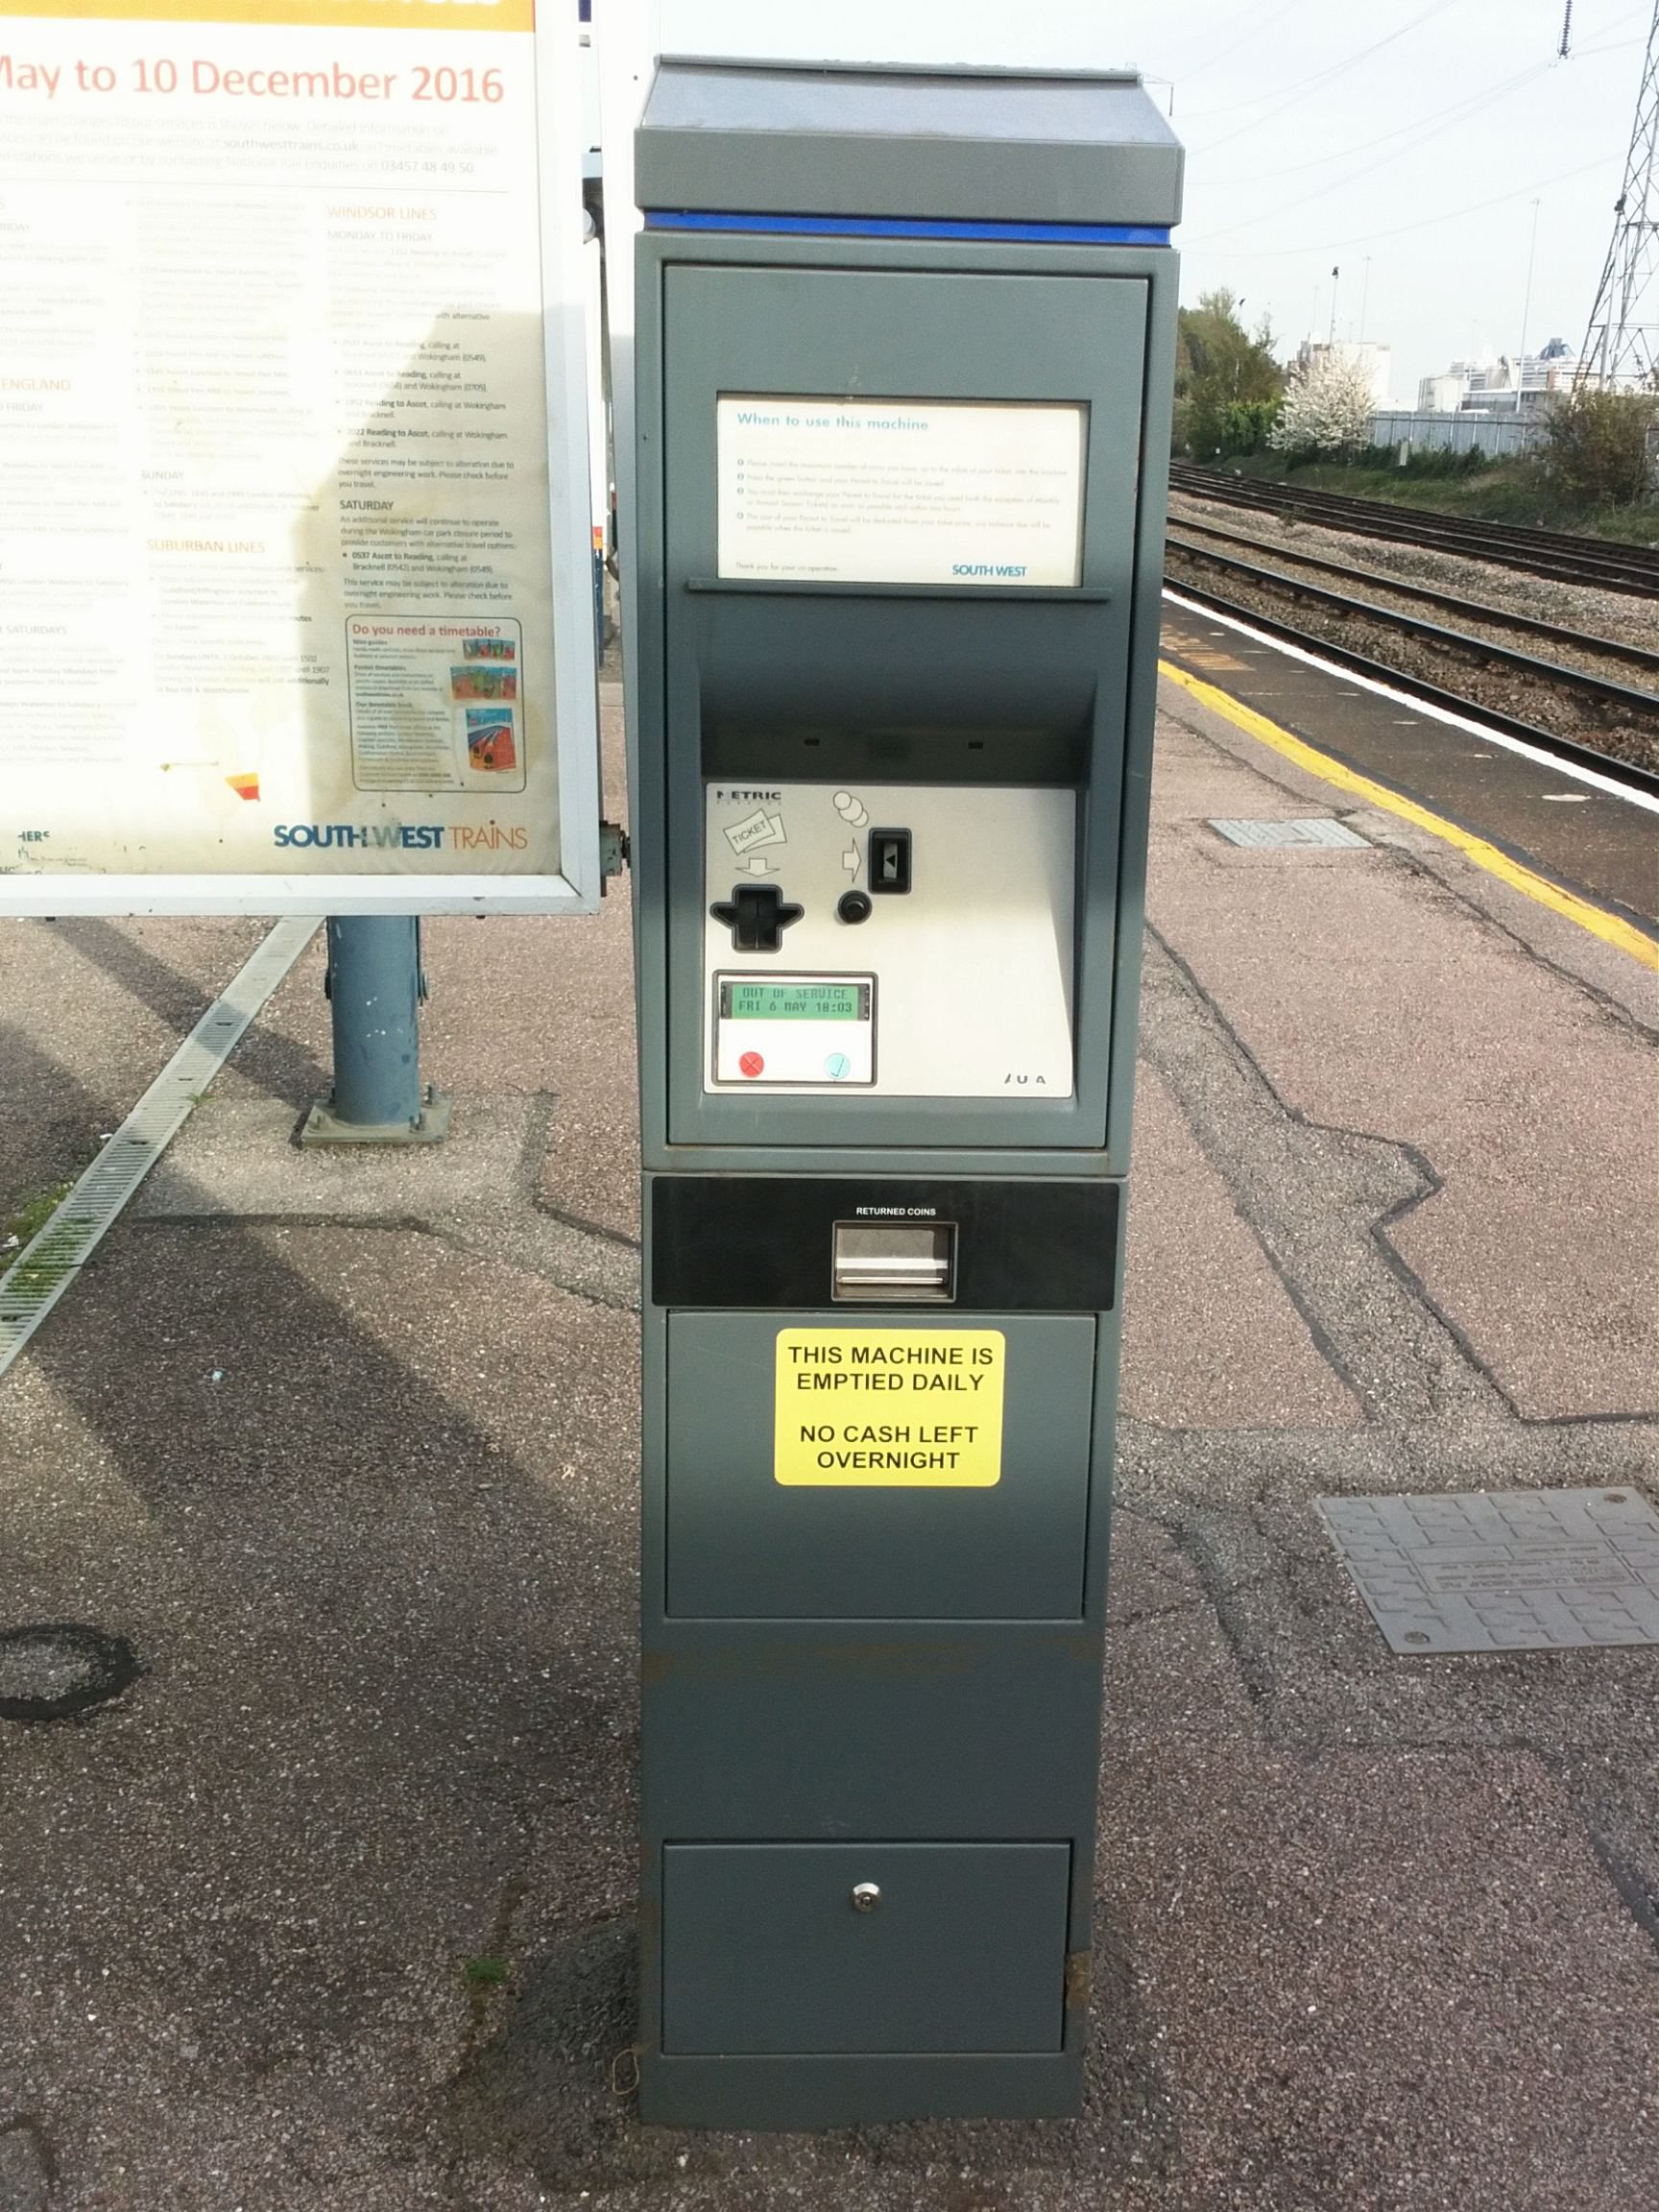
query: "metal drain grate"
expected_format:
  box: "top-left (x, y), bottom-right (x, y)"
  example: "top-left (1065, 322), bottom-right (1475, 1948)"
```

top-left (0, 917), bottom-right (319, 1378)
top-left (1209, 817), bottom-right (1370, 849)
top-left (1319, 1488), bottom-right (1659, 1653)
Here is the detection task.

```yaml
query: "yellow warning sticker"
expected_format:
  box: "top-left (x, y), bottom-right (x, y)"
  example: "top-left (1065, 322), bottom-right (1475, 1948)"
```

top-left (774, 1327), bottom-right (1006, 1486)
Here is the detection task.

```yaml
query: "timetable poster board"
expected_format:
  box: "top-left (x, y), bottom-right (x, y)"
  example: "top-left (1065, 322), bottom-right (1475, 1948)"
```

top-left (716, 397), bottom-right (1087, 589)
top-left (0, 0), bottom-right (600, 914)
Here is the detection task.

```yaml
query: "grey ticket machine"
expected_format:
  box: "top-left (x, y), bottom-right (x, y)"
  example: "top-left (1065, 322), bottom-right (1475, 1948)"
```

top-left (629, 59), bottom-right (1182, 2128)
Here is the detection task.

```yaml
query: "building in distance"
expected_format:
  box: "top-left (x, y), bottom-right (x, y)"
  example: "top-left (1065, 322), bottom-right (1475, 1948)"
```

top-left (1416, 337), bottom-right (1577, 415)
top-left (1296, 338), bottom-right (1393, 408)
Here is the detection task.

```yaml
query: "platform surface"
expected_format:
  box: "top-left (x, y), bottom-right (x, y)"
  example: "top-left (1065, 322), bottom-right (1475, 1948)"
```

top-left (0, 655), bottom-right (1655, 2211)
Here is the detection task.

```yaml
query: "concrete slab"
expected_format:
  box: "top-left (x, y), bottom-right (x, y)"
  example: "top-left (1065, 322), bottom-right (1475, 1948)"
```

top-left (136, 1094), bottom-right (541, 1220)
top-left (428, 692), bottom-right (637, 1244)
top-left (2, 642), bottom-right (1658, 2210)
top-left (0, 1221), bottom-right (638, 2212)
top-left (1099, 1744), bottom-right (1659, 2212)
top-left (1147, 723), bottom-right (1658, 1422)
top-left (184, 691), bottom-right (641, 1246)
top-left (1156, 665), bottom-right (1659, 1072)
top-left (1140, 712), bottom-right (1312, 823)
top-left (1102, 1512), bottom-right (1262, 1747)
top-left (0, 2125), bottom-right (51, 2212)
top-left (1122, 1069), bottom-right (1359, 1431)
top-left (1162, 600), bottom-right (1659, 941)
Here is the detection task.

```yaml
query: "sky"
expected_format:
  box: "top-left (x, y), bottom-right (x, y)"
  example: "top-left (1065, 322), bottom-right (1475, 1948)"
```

top-left (647, 0), bottom-right (1654, 403)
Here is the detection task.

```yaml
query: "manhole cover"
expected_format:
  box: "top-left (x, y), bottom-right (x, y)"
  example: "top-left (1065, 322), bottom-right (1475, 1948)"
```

top-left (1209, 817), bottom-right (1370, 849)
top-left (0, 1623), bottom-right (141, 1722)
top-left (1318, 1489), bottom-right (1659, 1653)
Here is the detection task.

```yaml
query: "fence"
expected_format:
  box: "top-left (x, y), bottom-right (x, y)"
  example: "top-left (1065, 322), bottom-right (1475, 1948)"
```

top-left (1370, 410), bottom-right (1544, 458)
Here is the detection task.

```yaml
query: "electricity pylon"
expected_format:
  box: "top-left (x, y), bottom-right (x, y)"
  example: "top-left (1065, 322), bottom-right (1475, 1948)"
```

top-left (1579, 2), bottom-right (1659, 388)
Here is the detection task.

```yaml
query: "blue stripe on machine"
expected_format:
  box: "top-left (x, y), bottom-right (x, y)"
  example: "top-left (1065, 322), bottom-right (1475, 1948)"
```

top-left (643, 210), bottom-right (1173, 245)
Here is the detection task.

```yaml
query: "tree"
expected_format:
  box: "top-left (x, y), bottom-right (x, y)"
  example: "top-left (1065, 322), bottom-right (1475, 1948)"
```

top-left (1173, 289), bottom-right (1285, 457)
top-left (1542, 387), bottom-right (1656, 508)
top-left (1269, 349), bottom-right (1377, 458)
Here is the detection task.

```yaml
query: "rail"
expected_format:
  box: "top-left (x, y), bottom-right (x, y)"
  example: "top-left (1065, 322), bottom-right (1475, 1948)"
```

top-left (1168, 464), bottom-right (1659, 600)
top-left (1167, 519), bottom-right (1659, 683)
top-left (1161, 552), bottom-right (1659, 801)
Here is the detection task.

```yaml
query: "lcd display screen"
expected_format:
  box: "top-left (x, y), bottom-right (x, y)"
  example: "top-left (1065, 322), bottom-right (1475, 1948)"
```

top-left (721, 980), bottom-right (870, 1022)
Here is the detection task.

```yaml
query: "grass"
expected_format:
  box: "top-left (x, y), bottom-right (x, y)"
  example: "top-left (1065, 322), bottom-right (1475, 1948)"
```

top-left (0, 1181), bottom-right (73, 1278)
top-left (1198, 451), bottom-right (1659, 546)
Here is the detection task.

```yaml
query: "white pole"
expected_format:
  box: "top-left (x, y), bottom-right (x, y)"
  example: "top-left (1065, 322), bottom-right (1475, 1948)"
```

top-left (595, 0), bottom-right (659, 723)
top-left (1517, 197), bottom-right (1542, 404)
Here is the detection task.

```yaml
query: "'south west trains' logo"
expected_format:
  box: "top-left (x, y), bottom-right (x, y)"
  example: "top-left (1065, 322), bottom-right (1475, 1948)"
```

top-left (273, 820), bottom-right (531, 853)
top-left (275, 823), bottom-right (445, 849)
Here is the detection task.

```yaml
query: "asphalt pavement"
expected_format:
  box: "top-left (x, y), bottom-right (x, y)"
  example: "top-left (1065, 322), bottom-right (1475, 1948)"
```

top-left (1, 669), bottom-right (1655, 2211)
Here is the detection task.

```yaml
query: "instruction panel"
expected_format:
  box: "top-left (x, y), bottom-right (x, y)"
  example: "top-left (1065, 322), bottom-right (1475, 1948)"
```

top-left (774, 1327), bottom-right (1006, 1487)
top-left (0, 0), bottom-right (593, 901)
top-left (716, 397), bottom-right (1086, 589)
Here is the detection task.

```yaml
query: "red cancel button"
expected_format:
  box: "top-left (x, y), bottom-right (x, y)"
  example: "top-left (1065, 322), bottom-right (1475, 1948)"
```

top-left (738, 1050), bottom-right (764, 1078)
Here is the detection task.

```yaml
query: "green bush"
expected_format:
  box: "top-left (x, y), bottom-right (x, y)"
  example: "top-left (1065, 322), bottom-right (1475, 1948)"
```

top-left (1218, 397), bottom-right (1282, 456)
top-left (1542, 388), bottom-right (1656, 509)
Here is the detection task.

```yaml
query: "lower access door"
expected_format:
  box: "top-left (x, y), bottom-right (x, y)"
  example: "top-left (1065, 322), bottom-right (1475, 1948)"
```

top-left (664, 1311), bottom-right (1098, 1619)
top-left (661, 1841), bottom-right (1070, 2056)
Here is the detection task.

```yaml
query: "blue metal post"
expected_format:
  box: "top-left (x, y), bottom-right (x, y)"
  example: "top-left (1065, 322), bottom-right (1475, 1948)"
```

top-left (299, 915), bottom-right (451, 1145)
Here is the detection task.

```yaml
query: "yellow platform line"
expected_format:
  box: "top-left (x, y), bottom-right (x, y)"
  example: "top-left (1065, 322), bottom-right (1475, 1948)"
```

top-left (1160, 660), bottom-right (1659, 974)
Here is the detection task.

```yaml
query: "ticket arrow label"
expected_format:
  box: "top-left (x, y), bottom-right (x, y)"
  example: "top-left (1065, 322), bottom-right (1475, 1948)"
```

top-left (726, 806), bottom-right (786, 856)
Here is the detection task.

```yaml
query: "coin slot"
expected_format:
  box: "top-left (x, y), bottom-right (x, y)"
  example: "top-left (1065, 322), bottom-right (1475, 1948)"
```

top-left (868, 829), bottom-right (912, 894)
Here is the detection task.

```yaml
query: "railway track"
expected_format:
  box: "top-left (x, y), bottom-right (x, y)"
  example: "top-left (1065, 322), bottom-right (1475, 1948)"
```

top-left (1162, 539), bottom-right (1659, 800)
top-left (1168, 517), bottom-right (1659, 685)
top-left (1168, 463), bottom-right (1659, 599)
top-left (1164, 532), bottom-right (1659, 727)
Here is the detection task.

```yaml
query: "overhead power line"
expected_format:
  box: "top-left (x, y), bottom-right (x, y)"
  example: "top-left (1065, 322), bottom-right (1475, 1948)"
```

top-left (1190, 60), bottom-right (1557, 238)
top-left (1199, 57), bottom-right (1555, 191)
top-left (1193, 0), bottom-right (1469, 153)
top-left (1172, 0), bottom-right (1314, 90)
top-left (1182, 151), bottom-right (1615, 260)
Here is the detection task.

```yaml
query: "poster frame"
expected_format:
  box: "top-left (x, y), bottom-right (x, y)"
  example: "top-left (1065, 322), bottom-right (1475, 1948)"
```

top-left (0, 1), bottom-right (603, 920)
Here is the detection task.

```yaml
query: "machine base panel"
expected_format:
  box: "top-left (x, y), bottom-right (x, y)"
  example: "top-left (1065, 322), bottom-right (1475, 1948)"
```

top-left (637, 2046), bottom-right (1086, 2130)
